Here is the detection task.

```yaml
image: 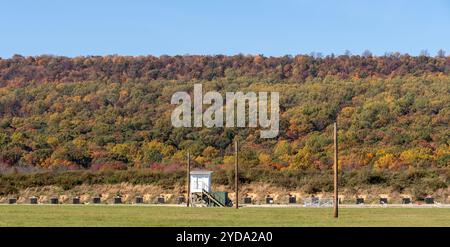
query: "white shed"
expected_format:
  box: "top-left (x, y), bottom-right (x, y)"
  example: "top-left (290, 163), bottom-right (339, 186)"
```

top-left (190, 170), bottom-right (212, 193)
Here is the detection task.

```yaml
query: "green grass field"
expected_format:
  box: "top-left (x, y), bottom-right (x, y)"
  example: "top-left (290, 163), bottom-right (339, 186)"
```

top-left (1, 205), bottom-right (450, 226)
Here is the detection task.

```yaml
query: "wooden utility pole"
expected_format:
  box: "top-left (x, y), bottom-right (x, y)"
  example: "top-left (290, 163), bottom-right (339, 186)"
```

top-left (187, 151), bottom-right (191, 207)
top-left (333, 122), bottom-right (339, 218)
top-left (235, 140), bottom-right (239, 209)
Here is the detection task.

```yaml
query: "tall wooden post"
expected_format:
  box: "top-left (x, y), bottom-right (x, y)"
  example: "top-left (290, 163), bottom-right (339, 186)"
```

top-left (235, 140), bottom-right (239, 209)
top-left (333, 122), bottom-right (339, 218)
top-left (187, 151), bottom-right (191, 207)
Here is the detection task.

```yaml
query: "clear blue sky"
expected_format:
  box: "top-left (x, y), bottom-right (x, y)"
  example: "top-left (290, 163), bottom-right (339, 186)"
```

top-left (1, 0), bottom-right (449, 58)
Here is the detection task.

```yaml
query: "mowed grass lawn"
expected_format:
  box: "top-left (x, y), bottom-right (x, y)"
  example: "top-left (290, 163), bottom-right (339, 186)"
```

top-left (1, 205), bottom-right (450, 227)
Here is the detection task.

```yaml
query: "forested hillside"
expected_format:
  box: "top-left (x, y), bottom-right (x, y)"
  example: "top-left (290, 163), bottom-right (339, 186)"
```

top-left (0, 54), bottom-right (449, 175)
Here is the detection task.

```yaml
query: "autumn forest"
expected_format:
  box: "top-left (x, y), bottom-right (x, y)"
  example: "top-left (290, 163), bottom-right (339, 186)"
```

top-left (0, 54), bottom-right (449, 196)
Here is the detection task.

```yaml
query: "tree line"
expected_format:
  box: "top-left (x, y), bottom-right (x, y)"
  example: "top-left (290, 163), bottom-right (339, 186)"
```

top-left (1, 53), bottom-right (448, 87)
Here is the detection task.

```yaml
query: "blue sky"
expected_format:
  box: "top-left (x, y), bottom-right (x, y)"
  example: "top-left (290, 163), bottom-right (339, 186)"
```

top-left (1, 0), bottom-right (449, 57)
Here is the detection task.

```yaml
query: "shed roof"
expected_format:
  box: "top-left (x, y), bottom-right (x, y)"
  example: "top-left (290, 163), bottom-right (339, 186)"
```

top-left (190, 170), bottom-right (213, 175)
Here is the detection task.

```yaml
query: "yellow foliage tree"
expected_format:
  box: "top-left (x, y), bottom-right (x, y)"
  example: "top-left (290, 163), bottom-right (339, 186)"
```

top-left (202, 146), bottom-right (219, 159)
top-left (374, 153), bottom-right (397, 170)
top-left (258, 153), bottom-right (272, 166)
